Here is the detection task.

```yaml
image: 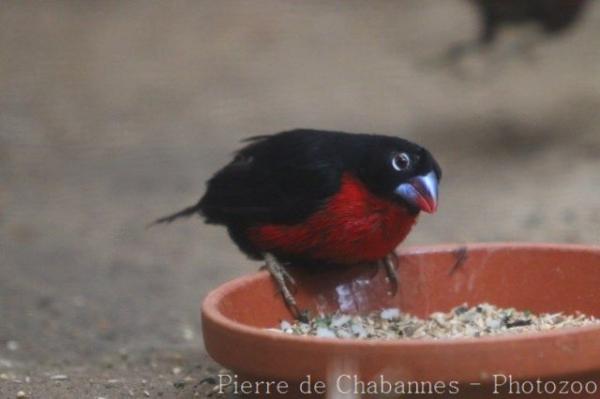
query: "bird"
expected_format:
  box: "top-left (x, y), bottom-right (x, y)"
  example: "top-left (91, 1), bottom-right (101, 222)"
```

top-left (444, 0), bottom-right (588, 64)
top-left (154, 129), bottom-right (441, 320)
top-left (471, 0), bottom-right (588, 45)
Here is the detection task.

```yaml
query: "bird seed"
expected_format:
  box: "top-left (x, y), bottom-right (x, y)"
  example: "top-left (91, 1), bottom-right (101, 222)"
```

top-left (270, 303), bottom-right (600, 340)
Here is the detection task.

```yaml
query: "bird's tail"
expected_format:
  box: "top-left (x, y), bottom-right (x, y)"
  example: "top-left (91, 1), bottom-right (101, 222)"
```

top-left (148, 203), bottom-right (201, 228)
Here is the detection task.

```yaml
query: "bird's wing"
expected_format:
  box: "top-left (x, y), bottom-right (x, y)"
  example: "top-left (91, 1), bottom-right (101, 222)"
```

top-left (199, 131), bottom-right (342, 225)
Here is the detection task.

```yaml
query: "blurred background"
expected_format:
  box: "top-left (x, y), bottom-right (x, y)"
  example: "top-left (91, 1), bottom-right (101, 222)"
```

top-left (1, 1), bottom-right (600, 397)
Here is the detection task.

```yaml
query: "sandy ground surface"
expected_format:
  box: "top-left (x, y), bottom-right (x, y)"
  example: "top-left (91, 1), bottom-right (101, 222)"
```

top-left (1, 1), bottom-right (600, 397)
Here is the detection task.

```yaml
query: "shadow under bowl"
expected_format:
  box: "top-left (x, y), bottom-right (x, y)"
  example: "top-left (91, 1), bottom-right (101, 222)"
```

top-left (202, 243), bottom-right (600, 398)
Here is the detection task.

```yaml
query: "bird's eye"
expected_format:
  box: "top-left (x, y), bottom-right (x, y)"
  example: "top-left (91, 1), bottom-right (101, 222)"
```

top-left (391, 152), bottom-right (411, 171)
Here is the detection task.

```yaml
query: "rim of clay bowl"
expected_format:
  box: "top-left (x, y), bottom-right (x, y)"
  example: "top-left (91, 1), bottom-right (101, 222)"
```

top-left (203, 242), bottom-right (600, 347)
top-left (202, 242), bottom-right (600, 382)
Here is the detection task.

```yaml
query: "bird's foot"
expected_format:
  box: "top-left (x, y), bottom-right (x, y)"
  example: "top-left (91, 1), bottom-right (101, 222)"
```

top-left (263, 253), bottom-right (308, 322)
top-left (260, 259), bottom-right (297, 293)
top-left (380, 252), bottom-right (399, 297)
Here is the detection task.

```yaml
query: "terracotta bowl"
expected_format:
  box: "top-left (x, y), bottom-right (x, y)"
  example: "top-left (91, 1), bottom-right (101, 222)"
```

top-left (202, 243), bottom-right (600, 398)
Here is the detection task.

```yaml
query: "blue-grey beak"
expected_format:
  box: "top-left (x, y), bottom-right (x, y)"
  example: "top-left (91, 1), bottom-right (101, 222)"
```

top-left (394, 171), bottom-right (439, 213)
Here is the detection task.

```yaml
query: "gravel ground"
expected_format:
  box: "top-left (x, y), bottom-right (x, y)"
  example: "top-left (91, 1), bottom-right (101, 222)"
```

top-left (2, 1), bottom-right (600, 397)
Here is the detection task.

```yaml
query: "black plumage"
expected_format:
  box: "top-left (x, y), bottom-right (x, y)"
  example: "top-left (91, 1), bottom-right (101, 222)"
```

top-left (472, 0), bottom-right (589, 44)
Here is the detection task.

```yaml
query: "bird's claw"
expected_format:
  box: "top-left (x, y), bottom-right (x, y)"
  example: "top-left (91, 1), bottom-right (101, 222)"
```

top-left (279, 264), bottom-right (298, 293)
top-left (381, 252), bottom-right (399, 297)
top-left (260, 260), bottom-right (298, 293)
top-left (263, 253), bottom-right (306, 321)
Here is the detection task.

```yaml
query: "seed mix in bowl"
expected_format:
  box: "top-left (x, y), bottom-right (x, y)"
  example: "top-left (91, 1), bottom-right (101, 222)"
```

top-left (269, 303), bottom-right (600, 340)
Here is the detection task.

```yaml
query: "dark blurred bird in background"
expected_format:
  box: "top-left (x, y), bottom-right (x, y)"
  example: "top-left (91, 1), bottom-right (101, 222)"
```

top-left (473, 0), bottom-right (588, 45)
top-left (154, 130), bottom-right (441, 320)
top-left (446, 0), bottom-right (589, 63)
